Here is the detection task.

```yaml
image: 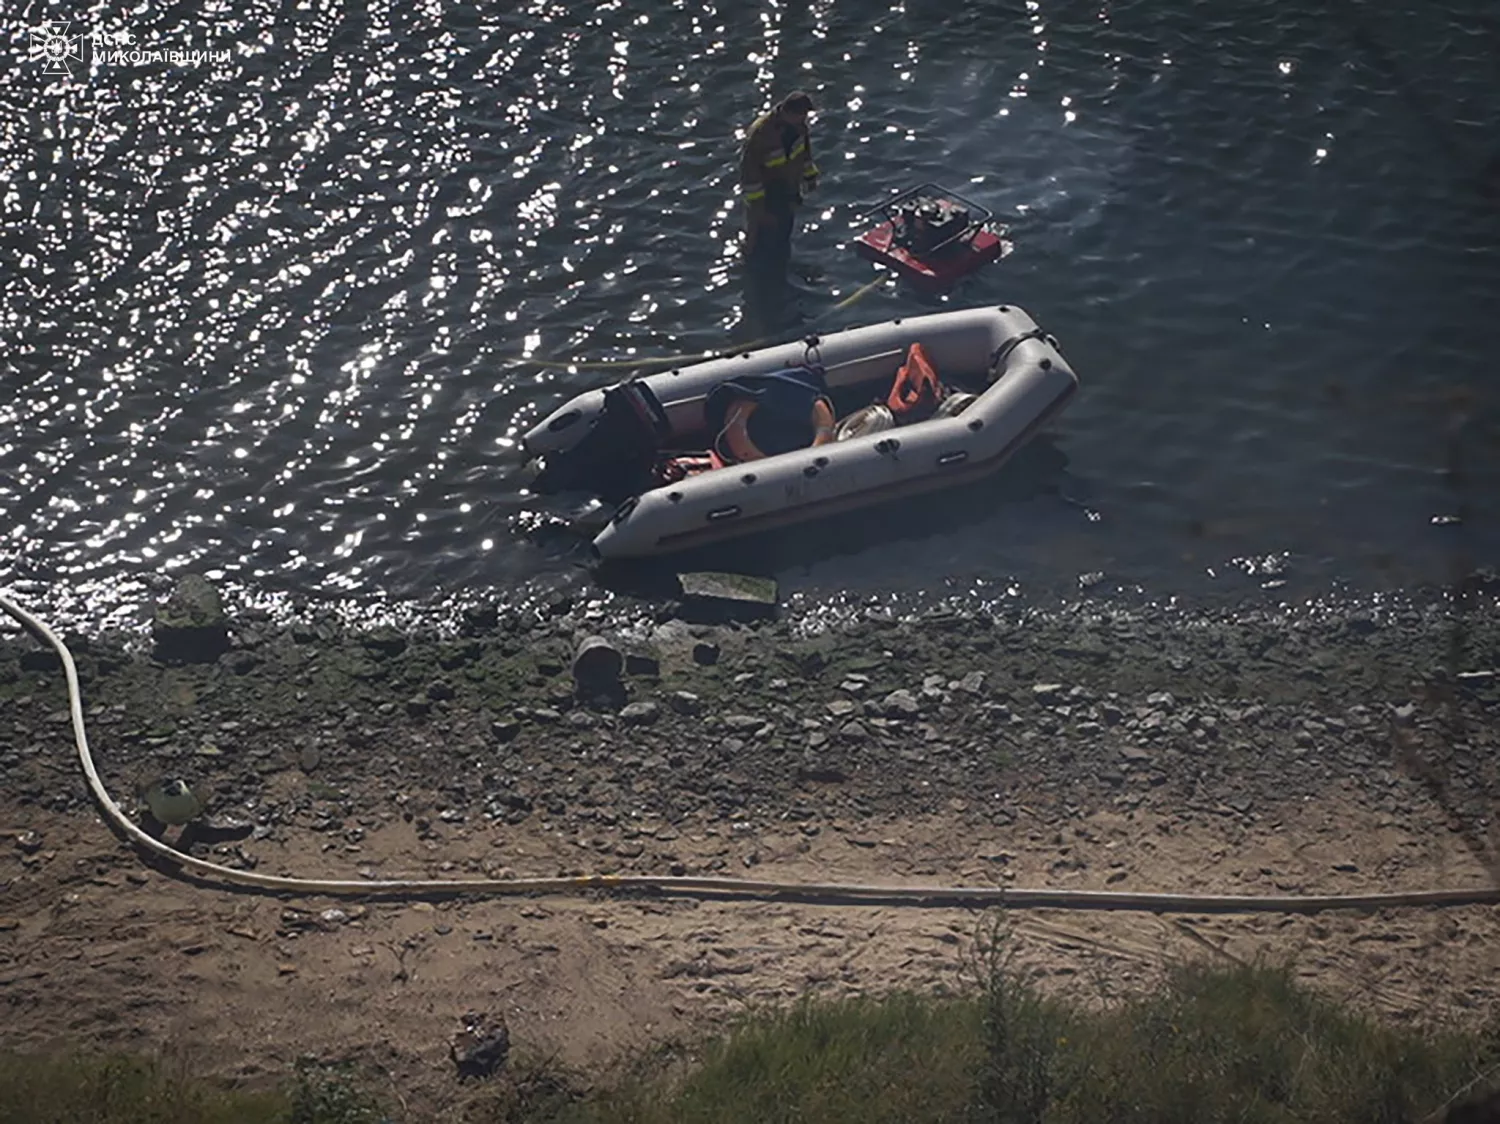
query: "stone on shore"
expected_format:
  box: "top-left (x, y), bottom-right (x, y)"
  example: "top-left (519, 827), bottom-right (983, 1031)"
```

top-left (620, 701), bottom-right (660, 726)
top-left (572, 636), bottom-right (623, 692)
top-left (676, 571), bottom-right (778, 622)
top-left (881, 689), bottom-right (922, 718)
top-left (152, 574), bottom-right (230, 664)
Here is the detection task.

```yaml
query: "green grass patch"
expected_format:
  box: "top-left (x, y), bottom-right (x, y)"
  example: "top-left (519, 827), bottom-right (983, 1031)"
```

top-left (0, 1053), bottom-right (283, 1124)
top-left (973, 956), bottom-right (1500, 1124)
top-left (547, 992), bottom-right (986, 1124)
top-left (0, 1054), bottom-right (383, 1124)
top-left (5, 934), bottom-right (1497, 1124)
top-left (475, 929), bottom-right (1500, 1124)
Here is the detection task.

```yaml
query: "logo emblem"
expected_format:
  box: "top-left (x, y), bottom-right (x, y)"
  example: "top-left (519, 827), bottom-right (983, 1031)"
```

top-left (29, 20), bottom-right (83, 74)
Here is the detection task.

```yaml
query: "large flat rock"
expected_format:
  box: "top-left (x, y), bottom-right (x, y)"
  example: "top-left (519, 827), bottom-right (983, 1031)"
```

top-left (677, 571), bottom-right (778, 605)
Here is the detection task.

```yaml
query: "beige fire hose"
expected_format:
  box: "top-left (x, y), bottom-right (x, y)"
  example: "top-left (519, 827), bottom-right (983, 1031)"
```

top-left (520, 273), bottom-right (892, 372)
top-left (3, 590), bottom-right (1498, 913)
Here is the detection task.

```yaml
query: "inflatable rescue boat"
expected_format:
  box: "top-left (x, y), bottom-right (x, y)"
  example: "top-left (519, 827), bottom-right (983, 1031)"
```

top-left (522, 304), bottom-right (1079, 560)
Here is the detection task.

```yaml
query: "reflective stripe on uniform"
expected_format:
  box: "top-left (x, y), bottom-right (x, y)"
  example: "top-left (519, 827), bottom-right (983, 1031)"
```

top-left (740, 111), bottom-right (814, 204)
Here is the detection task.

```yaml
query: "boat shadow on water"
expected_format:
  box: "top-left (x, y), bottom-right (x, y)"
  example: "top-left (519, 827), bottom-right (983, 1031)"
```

top-left (585, 434), bottom-right (1076, 600)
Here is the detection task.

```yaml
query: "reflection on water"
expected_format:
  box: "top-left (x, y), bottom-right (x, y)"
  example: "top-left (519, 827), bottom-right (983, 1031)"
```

top-left (2, 0), bottom-right (1498, 627)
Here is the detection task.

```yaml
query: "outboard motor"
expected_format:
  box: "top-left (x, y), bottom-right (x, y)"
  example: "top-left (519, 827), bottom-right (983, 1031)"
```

top-left (529, 379), bottom-right (670, 504)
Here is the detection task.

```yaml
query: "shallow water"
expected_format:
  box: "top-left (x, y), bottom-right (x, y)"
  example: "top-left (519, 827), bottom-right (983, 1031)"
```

top-left (4, 0), bottom-right (1499, 626)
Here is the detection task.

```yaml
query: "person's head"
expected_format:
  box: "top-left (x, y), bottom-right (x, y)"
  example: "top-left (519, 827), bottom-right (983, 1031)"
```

top-left (776, 91), bottom-right (815, 127)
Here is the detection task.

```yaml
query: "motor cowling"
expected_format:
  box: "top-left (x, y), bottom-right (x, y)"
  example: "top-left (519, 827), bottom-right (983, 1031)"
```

top-left (528, 380), bottom-right (670, 503)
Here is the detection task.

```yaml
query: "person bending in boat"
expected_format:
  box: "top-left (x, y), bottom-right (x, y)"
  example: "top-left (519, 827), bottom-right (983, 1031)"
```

top-left (705, 366), bottom-right (835, 466)
top-left (739, 90), bottom-right (820, 284)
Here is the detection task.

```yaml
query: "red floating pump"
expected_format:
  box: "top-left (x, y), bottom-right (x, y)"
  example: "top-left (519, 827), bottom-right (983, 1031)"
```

top-left (851, 182), bottom-right (1011, 292)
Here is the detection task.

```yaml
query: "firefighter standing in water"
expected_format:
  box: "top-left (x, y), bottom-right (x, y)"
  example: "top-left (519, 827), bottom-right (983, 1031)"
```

top-left (739, 91), bottom-right (820, 284)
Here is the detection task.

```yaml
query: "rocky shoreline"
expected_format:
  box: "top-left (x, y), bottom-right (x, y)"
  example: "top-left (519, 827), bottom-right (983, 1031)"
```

top-left (3, 579), bottom-right (1497, 881)
top-left (4, 577), bottom-right (1500, 1104)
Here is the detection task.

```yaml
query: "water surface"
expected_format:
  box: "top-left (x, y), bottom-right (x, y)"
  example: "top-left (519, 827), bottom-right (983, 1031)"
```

top-left (3, 0), bottom-right (1498, 626)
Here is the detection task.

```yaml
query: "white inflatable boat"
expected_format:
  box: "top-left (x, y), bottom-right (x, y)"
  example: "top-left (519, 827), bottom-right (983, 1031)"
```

top-left (522, 304), bottom-right (1079, 560)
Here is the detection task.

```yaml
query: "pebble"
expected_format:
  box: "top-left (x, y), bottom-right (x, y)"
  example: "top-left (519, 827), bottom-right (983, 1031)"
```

top-left (625, 653), bottom-right (660, 677)
top-left (798, 760), bottom-right (849, 783)
top-left (620, 701), bottom-right (660, 726)
top-left (881, 689), bottom-right (921, 718)
top-left (668, 691), bottom-right (703, 715)
top-left (1032, 683), bottom-right (1066, 704)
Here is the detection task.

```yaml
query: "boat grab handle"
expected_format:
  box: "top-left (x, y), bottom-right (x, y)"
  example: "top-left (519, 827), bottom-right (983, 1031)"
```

top-left (989, 328), bottom-right (1053, 377)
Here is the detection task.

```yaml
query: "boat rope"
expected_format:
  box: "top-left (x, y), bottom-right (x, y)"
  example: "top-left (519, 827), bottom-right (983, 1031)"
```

top-left (4, 590), bottom-right (1498, 914)
top-left (520, 272), bottom-right (893, 373)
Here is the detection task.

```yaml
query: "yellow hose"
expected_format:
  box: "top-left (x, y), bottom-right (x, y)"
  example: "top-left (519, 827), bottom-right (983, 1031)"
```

top-left (521, 273), bottom-right (893, 372)
top-left (3, 590), bottom-right (1497, 913)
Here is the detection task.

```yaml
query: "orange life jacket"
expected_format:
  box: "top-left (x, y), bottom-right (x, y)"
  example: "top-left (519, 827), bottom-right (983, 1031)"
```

top-left (887, 342), bottom-right (946, 422)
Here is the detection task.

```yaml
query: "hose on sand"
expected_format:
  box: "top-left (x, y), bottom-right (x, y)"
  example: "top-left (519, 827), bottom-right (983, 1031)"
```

top-left (3, 590), bottom-right (1498, 914)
